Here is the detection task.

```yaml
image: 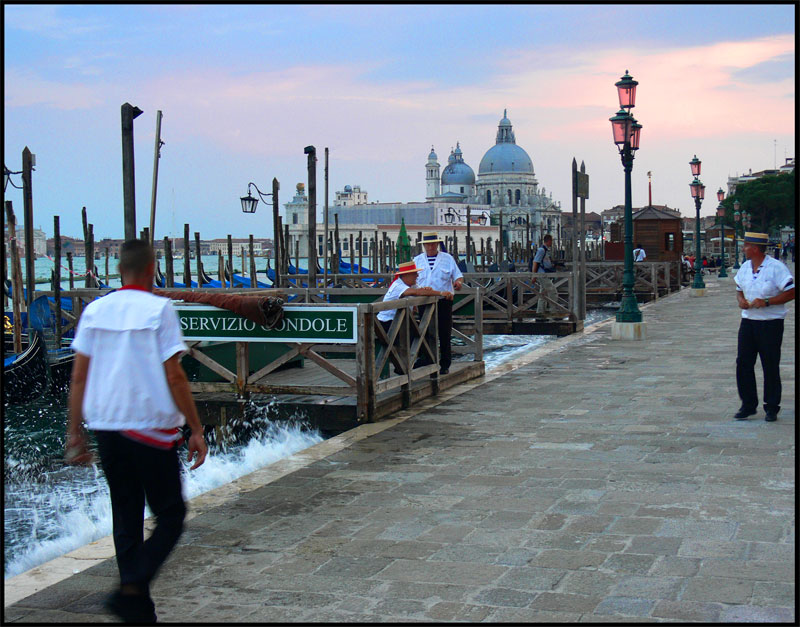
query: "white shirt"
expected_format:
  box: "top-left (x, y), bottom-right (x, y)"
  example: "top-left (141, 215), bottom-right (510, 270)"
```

top-left (634, 248), bottom-right (646, 262)
top-left (413, 251), bottom-right (462, 293)
top-left (377, 278), bottom-right (412, 322)
top-left (734, 255), bottom-right (794, 321)
top-left (71, 288), bottom-right (188, 430)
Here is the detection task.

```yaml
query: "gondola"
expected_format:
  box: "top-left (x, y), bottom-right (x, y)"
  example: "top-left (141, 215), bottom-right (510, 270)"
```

top-left (3, 330), bottom-right (49, 404)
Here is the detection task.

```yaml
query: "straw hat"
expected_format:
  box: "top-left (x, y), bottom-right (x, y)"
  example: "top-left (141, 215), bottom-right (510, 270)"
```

top-left (744, 232), bottom-right (769, 245)
top-left (393, 261), bottom-right (420, 281)
top-left (421, 232), bottom-right (444, 244)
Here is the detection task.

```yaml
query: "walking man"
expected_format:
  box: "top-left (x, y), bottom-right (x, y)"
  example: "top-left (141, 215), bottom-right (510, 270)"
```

top-left (66, 239), bottom-right (207, 622)
top-left (531, 233), bottom-right (558, 314)
top-left (413, 232), bottom-right (462, 375)
top-left (733, 232), bottom-right (795, 422)
top-left (633, 243), bottom-right (646, 262)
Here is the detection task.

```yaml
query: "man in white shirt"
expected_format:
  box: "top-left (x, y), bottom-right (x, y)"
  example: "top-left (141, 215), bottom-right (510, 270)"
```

top-left (413, 232), bottom-right (463, 374)
top-left (377, 261), bottom-right (450, 375)
top-left (633, 244), bottom-right (646, 262)
top-left (66, 239), bottom-right (207, 623)
top-left (531, 234), bottom-right (559, 314)
top-left (732, 232), bottom-right (795, 422)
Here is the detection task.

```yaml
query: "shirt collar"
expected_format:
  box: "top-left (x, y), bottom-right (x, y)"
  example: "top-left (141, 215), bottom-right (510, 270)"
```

top-left (119, 284), bottom-right (150, 292)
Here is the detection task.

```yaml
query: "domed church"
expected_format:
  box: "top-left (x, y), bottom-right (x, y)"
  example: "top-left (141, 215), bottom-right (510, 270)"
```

top-left (426, 110), bottom-right (557, 212)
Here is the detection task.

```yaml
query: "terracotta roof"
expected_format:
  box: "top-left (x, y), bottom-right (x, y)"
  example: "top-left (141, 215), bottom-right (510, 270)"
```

top-left (633, 206), bottom-right (681, 220)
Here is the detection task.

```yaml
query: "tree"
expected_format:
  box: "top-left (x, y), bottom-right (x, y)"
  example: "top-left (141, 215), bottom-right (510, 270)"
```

top-left (396, 218), bottom-right (412, 263)
top-left (722, 170), bottom-right (795, 236)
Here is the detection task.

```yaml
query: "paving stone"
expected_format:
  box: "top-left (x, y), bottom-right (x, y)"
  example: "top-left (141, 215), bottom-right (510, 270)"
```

top-left (530, 592), bottom-right (602, 613)
top-left (495, 566), bottom-right (565, 591)
top-left (648, 555), bottom-right (701, 577)
top-left (593, 596), bottom-right (656, 617)
top-left (556, 571), bottom-right (621, 596)
top-left (375, 559), bottom-right (507, 586)
top-left (677, 538), bottom-right (748, 558)
top-left (719, 605), bottom-right (795, 622)
top-left (681, 576), bottom-right (754, 604)
top-left (425, 601), bottom-right (492, 621)
top-left (751, 581), bottom-right (795, 607)
top-left (486, 607), bottom-right (582, 622)
top-left (601, 553), bottom-right (657, 574)
top-left (698, 559), bottom-right (795, 581)
top-left (625, 535), bottom-right (682, 555)
top-left (313, 556), bottom-right (393, 579)
top-left (527, 549), bottom-right (607, 569)
top-left (471, 586), bottom-right (537, 607)
top-left (610, 575), bottom-right (685, 600)
top-left (651, 599), bottom-right (724, 621)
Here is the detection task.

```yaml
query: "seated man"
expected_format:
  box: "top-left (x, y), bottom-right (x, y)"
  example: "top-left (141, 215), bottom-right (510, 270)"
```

top-left (377, 261), bottom-right (451, 375)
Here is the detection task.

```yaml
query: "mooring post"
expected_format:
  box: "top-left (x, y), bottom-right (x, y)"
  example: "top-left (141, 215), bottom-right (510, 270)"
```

top-left (272, 178), bottom-right (281, 289)
top-left (183, 224), bottom-right (191, 286)
top-left (121, 103), bottom-right (143, 241)
top-left (304, 145), bottom-right (318, 287)
top-left (249, 235), bottom-right (256, 288)
top-left (21, 147), bottom-right (36, 307)
top-left (54, 216), bottom-right (62, 344)
top-left (164, 236), bottom-right (174, 287)
top-left (195, 231), bottom-right (202, 285)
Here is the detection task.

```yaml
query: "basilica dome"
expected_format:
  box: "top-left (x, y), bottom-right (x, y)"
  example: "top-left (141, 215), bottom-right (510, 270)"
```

top-left (441, 143), bottom-right (476, 185)
top-left (478, 111), bottom-right (534, 175)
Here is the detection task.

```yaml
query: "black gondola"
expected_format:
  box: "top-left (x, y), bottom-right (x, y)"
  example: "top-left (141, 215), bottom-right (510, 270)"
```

top-left (3, 331), bottom-right (49, 404)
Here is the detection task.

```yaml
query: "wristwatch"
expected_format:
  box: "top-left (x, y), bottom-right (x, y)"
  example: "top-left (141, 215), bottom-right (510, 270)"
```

top-left (764, 298), bottom-right (770, 307)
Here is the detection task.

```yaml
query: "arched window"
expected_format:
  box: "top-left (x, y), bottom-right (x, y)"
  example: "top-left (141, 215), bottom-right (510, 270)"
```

top-left (507, 189), bottom-right (512, 204)
top-left (292, 213), bottom-right (298, 225)
top-left (486, 190), bottom-right (492, 204)
top-left (515, 189), bottom-right (521, 204)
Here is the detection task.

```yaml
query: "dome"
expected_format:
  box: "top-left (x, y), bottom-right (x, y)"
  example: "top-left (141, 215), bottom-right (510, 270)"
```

top-left (479, 143), bottom-right (533, 174)
top-left (478, 110), bottom-right (534, 175)
top-left (344, 184), bottom-right (352, 192)
top-left (428, 146), bottom-right (438, 161)
top-left (441, 141), bottom-right (475, 185)
top-left (441, 162), bottom-right (476, 185)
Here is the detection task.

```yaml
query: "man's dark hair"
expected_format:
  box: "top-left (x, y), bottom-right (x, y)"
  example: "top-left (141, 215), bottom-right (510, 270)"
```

top-left (118, 239), bottom-right (155, 276)
top-left (543, 233), bottom-right (553, 243)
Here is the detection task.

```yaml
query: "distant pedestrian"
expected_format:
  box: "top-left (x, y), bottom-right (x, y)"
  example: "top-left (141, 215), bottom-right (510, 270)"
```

top-left (531, 233), bottom-right (559, 314)
top-left (633, 244), bottom-right (646, 262)
top-left (732, 232), bottom-right (795, 422)
top-left (413, 232), bottom-right (463, 375)
top-left (377, 261), bottom-right (450, 375)
top-left (781, 243), bottom-right (788, 261)
top-left (66, 239), bottom-right (207, 623)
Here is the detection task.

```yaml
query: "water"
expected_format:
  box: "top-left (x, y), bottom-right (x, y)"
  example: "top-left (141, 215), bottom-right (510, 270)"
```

top-left (3, 395), bottom-right (323, 579)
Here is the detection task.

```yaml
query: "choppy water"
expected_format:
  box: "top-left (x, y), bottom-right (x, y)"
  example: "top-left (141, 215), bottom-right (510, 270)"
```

top-left (3, 396), bottom-right (323, 579)
top-left (4, 255), bottom-right (617, 579)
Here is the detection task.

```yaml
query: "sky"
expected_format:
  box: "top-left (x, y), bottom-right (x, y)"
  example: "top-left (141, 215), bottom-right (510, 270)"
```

top-left (4, 4), bottom-right (795, 240)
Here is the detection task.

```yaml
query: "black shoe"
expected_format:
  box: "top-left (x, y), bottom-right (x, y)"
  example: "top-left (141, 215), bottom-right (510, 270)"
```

top-left (733, 408), bottom-right (757, 420)
top-left (765, 411), bottom-right (778, 422)
top-left (439, 368), bottom-right (449, 375)
top-left (104, 590), bottom-right (157, 623)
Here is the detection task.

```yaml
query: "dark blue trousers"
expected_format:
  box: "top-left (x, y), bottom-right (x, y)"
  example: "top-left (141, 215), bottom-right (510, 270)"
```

top-left (95, 431), bottom-right (186, 590)
top-left (736, 318), bottom-right (784, 413)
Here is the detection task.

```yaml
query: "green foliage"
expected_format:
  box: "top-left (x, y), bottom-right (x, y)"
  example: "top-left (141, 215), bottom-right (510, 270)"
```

top-left (722, 170), bottom-right (795, 236)
top-left (396, 218), bottom-right (412, 263)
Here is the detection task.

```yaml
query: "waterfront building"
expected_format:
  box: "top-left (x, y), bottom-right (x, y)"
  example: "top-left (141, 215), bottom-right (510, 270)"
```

top-left (284, 110), bottom-right (564, 258)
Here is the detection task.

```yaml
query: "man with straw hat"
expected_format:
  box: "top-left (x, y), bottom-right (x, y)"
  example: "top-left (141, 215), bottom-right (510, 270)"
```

top-left (413, 232), bottom-right (463, 375)
top-left (733, 231), bottom-right (795, 422)
top-left (377, 261), bottom-right (451, 375)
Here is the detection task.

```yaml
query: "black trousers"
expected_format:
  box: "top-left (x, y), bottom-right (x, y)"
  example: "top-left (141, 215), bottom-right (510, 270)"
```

top-left (736, 318), bottom-right (784, 413)
top-left (95, 431), bottom-right (186, 590)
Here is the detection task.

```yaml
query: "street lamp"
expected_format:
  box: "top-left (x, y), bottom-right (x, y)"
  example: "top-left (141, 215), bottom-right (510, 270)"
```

top-left (689, 156), bottom-right (705, 291)
top-left (240, 180), bottom-right (280, 286)
top-left (609, 70), bottom-right (643, 324)
top-left (716, 188), bottom-right (728, 278)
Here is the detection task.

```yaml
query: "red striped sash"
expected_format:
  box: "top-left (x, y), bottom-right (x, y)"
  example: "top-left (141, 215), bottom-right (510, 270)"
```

top-left (121, 428), bottom-right (184, 450)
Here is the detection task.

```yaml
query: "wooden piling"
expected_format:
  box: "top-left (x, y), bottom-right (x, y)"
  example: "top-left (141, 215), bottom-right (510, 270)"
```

top-left (105, 247), bottom-right (110, 284)
top-left (67, 252), bottom-right (75, 290)
top-left (226, 234), bottom-right (233, 285)
top-left (85, 223), bottom-right (95, 288)
top-left (183, 224), bottom-right (191, 286)
top-left (249, 235), bottom-right (256, 288)
top-left (54, 216), bottom-right (62, 344)
top-left (164, 237), bottom-right (174, 287)
top-left (218, 251), bottom-right (225, 287)
top-left (358, 230), bottom-right (363, 273)
top-left (195, 231), bottom-right (202, 285)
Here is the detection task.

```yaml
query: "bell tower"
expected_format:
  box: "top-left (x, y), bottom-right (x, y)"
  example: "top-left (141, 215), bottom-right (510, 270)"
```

top-left (426, 146), bottom-right (440, 200)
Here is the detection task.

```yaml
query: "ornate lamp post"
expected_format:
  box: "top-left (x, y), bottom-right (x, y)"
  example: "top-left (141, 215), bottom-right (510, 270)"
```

top-left (733, 200), bottom-right (741, 269)
top-left (689, 156), bottom-right (705, 292)
top-left (609, 70), bottom-right (643, 324)
top-left (240, 180), bottom-right (280, 286)
top-left (716, 188), bottom-right (728, 278)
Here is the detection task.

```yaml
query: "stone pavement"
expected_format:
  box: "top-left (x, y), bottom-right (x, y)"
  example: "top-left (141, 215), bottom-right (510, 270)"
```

top-left (4, 271), bottom-right (795, 623)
